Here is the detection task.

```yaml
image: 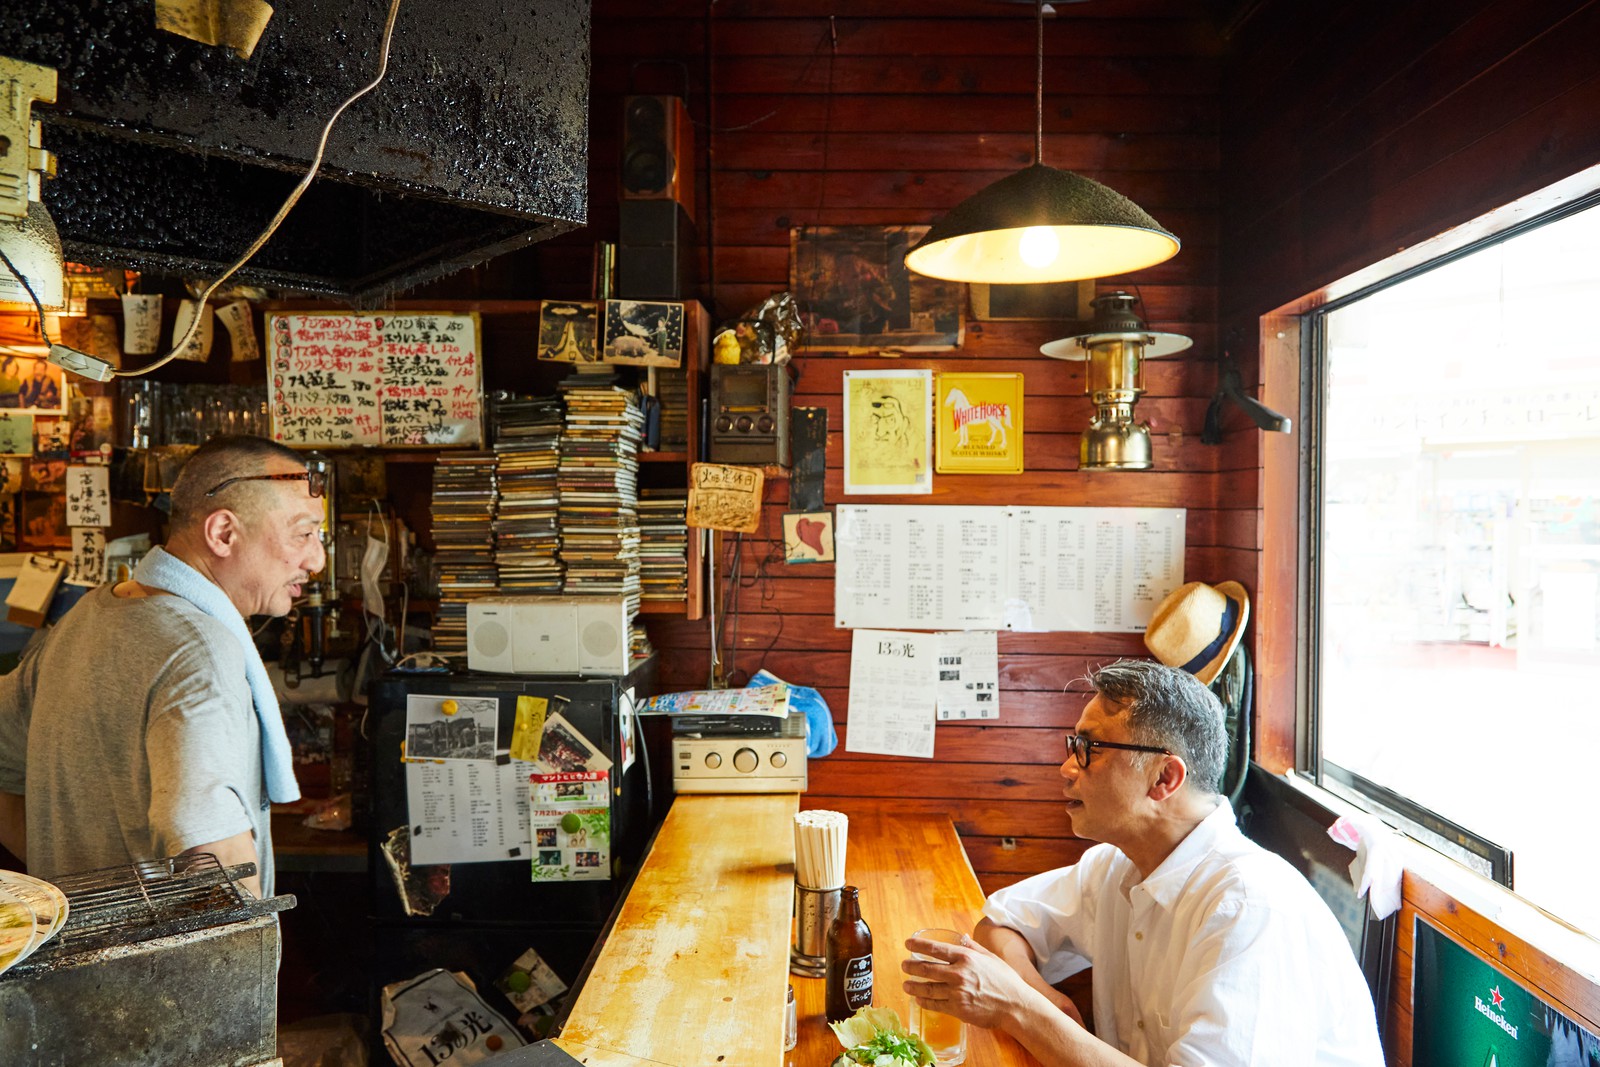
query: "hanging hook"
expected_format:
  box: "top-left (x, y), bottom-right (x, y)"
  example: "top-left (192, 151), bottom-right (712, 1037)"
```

top-left (1202, 352), bottom-right (1292, 444)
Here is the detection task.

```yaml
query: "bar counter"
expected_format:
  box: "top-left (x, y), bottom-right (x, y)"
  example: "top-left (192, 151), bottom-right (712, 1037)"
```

top-left (552, 795), bottom-right (1035, 1066)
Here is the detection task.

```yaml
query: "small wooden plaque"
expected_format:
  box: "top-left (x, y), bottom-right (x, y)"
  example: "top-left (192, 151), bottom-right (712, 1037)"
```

top-left (687, 462), bottom-right (764, 533)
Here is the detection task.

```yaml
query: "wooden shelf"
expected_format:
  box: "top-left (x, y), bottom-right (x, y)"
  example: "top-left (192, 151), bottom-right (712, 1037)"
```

top-left (638, 600), bottom-right (691, 615)
top-left (639, 451), bottom-right (689, 464)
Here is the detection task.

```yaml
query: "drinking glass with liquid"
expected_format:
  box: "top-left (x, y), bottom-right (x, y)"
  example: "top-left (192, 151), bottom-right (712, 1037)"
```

top-left (909, 928), bottom-right (968, 1066)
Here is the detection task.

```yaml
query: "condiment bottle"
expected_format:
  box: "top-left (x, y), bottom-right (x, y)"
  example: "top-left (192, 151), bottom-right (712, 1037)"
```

top-left (825, 885), bottom-right (873, 1022)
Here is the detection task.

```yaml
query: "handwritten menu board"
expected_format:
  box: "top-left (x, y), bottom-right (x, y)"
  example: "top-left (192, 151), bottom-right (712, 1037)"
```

top-left (266, 312), bottom-right (483, 447)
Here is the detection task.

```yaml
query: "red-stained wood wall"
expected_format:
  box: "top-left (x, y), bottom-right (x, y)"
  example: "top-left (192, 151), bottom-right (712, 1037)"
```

top-left (511, 0), bottom-right (1234, 899)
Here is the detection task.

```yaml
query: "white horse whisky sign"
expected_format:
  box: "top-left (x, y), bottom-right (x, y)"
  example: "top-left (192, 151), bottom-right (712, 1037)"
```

top-left (936, 372), bottom-right (1024, 473)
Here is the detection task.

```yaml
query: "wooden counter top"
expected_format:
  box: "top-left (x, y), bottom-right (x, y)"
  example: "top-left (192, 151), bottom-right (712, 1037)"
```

top-left (554, 793), bottom-right (799, 1066)
top-left (553, 795), bottom-right (1035, 1067)
top-left (788, 807), bottom-right (1034, 1067)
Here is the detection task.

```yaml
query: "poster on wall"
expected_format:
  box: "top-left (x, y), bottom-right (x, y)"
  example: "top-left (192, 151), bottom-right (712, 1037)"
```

top-left (790, 225), bottom-right (963, 351)
top-left (935, 372), bottom-right (1023, 474)
top-left (843, 369), bottom-right (933, 495)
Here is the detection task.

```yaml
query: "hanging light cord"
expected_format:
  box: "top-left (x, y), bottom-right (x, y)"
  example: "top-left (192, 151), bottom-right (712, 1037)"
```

top-left (0, 0), bottom-right (405, 376)
top-left (1034, 0), bottom-right (1045, 165)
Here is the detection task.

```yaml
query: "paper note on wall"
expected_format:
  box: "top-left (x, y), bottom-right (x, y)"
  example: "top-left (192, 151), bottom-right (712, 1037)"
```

top-left (935, 630), bottom-right (1000, 720)
top-left (846, 628), bottom-right (938, 759)
top-left (67, 528), bottom-right (106, 587)
top-left (64, 465), bottom-right (110, 527)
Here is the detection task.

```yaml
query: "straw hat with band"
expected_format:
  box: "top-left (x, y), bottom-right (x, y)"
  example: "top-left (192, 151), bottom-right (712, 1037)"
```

top-left (1143, 580), bottom-right (1250, 685)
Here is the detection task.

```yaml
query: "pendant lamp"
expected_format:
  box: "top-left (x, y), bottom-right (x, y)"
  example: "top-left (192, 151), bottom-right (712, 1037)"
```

top-left (904, 0), bottom-right (1180, 284)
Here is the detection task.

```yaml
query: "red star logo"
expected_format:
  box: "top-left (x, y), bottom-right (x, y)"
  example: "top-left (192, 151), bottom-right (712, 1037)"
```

top-left (1490, 986), bottom-right (1505, 1008)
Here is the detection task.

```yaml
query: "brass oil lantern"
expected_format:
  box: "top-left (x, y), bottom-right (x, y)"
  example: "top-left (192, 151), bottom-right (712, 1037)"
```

top-left (1041, 291), bottom-right (1192, 470)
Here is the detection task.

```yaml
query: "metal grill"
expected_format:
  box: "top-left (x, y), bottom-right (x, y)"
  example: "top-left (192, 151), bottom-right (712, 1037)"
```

top-left (16, 854), bottom-right (292, 969)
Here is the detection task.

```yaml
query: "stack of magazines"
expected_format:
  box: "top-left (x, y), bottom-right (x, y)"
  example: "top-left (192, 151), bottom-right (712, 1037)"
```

top-left (430, 452), bottom-right (499, 658)
top-left (556, 373), bottom-right (645, 617)
top-left (490, 394), bottom-right (565, 594)
top-left (637, 487), bottom-right (690, 604)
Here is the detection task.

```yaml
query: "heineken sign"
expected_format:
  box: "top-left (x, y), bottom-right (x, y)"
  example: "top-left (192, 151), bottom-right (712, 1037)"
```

top-left (1413, 918), bottom-right (1600, 1066)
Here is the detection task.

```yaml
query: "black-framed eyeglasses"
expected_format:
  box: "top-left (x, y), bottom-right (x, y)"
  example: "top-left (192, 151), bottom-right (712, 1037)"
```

top-left (1064, 733), bottom-right (1171, 769)
top-left (204, 470), bottom-right (325, 498)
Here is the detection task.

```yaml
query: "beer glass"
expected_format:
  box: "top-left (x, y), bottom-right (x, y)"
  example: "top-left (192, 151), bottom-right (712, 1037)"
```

top-left (909, 927), bottom-right (968, 1066)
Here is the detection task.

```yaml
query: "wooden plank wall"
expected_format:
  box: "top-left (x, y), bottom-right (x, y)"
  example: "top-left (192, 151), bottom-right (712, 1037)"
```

top-left (530, 0), bottom-right (1228, 897)
top-left (1217, 2), bottom-right (1600, 1061)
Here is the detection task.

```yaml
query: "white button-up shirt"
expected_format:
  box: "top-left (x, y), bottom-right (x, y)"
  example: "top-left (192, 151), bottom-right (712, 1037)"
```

top-left (984, 801), bottom-right (1384, 1066)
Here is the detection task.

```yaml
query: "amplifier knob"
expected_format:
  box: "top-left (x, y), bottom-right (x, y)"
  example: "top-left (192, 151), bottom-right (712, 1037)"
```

top-left (715, 415), bottom-right (733, 432)
top-left (733, 748), bottom-right (759, 773)
top-left (735, 415), bottom-right (754, 433)
top-left (757, 415), bottom-right (775, 433)
top-left (704, 752), bottom-right (723, 769)
top-left (770, 751), bottom-right (788, 769)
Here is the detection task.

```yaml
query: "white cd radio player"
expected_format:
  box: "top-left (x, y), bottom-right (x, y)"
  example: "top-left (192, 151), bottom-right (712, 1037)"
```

top-left (466, 596), bottom-right (630, 675)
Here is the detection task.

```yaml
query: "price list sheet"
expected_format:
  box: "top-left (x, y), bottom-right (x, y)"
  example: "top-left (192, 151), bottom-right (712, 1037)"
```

top-left (835, 505), bottom-right (1008, 630)
top-left (836, 504), bottom-right (1185, 633)
top-left (1004, 507), bottom-right (1184, 632)
top-left (406, 757), bottom-right (536, 866)
top-left (268, 312), bottom-right (483, 447)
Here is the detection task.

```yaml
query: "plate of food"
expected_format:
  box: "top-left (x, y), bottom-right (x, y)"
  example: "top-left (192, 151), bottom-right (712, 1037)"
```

top-left (0, 869), bottom-right (68, 943)
top-left (829, 1006), bottom-right (935, 1067)
top-left (0, 882), bottom-right (39, 978)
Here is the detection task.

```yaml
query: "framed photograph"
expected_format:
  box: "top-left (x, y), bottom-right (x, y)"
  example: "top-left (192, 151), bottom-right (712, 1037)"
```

top-left (602, 299), bottom-right (685, 367)
top-left (19, 491), bottom-right (68, 549)
top-left (791, 225), bottom-right (963, 351)
top-left (0, 355), bottom-right (66, 416)
top-left (537, 300), bottom-right (600, 364)
top-left (969, 280), bottom-right (1094, 322)
top-left (843, 369), bottom-right (933, 495)
top-left (936, 372), bottom-right (1024, 474)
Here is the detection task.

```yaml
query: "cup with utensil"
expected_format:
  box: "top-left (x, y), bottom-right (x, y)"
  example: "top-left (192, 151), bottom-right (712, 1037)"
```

top-left (790, 810), bottom-right (847, 977)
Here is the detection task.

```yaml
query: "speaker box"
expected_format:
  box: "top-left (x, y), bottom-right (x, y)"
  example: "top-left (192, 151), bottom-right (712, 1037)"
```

top-left (619, 199), bottom-right (695, 300)
top-left (620, 95), bottom-right (695, 222)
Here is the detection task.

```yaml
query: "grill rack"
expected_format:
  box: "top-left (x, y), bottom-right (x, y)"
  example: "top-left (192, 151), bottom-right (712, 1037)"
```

top-left (8, 854), bottom-right (294, 974)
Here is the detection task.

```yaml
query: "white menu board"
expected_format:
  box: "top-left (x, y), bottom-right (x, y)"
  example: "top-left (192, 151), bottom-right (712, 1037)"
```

top-left (835, 504), bottom-right (1185, 633)
top-left (835, 505), bottom-right (1008, 630)
top-left (267, 312), bottom-right (483, 447)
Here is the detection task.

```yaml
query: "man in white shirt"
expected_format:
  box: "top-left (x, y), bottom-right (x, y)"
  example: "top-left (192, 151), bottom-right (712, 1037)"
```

top-left (901, 659), bottom-right (1384, 1066)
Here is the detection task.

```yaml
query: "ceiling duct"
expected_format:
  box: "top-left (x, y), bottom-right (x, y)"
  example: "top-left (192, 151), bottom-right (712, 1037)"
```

top-left (0, 1), bottom-right (589, 304)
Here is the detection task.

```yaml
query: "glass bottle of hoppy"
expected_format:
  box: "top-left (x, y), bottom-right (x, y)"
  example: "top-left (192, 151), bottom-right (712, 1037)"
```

top-left (825, 885), bottom-right (873, 1023)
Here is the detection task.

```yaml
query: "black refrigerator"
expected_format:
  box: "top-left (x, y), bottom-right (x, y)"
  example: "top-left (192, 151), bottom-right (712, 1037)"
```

top-left (365, 659), bottom-right (661, 1032)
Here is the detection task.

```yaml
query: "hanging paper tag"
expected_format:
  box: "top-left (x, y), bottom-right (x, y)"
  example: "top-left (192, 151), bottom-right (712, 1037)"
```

top-left (121, 294), bottom-right (163, 355)
top-left (172, 300), bottom-right (214, 362)
top-left (216, 299), bottom-right (260, 362)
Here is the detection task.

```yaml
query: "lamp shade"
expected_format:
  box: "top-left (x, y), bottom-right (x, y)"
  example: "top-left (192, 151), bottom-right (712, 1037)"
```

top-left (904, 163), bottom-right (1180, 284)
top-left (0, 200), bottom-right (66, 313)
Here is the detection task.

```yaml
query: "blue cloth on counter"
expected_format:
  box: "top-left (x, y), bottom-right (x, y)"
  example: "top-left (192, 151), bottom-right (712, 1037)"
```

top-left (748, 668), bottom-right (837, 758)
top-left (134, 547), bottom-right (301, 803)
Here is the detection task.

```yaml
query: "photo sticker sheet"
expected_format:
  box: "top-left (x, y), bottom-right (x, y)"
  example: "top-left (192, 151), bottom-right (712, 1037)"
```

top-left (404, 694), bottom-right (498, 762)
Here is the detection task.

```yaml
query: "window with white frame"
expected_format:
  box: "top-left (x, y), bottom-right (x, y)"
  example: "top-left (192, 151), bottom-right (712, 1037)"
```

top-left (1310, 199), bottom-right (1600, 938)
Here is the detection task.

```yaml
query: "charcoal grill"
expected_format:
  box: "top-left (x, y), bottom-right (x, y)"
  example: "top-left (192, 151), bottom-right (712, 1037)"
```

top-left (0, 855), bottom-right (295, 1067)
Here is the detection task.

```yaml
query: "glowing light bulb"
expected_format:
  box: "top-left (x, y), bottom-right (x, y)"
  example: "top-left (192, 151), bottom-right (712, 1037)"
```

top-left (1019, 226), bottom-right (1059, 269)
